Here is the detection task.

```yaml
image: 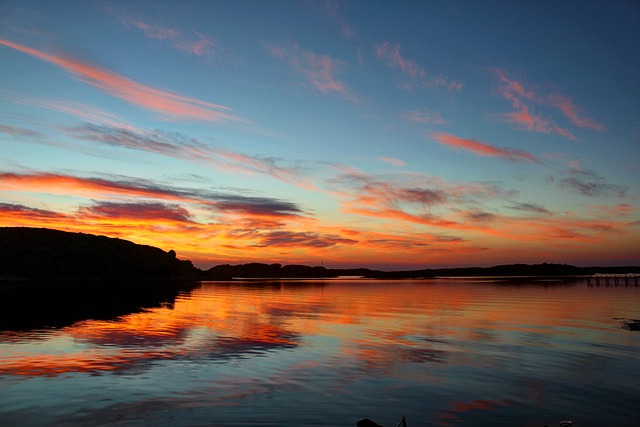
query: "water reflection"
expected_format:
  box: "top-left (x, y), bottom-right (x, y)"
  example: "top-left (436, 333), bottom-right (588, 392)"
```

top-left (0, 280), bottom-right (199, 331)
top-left (0, 279), bottom-right (639, 426)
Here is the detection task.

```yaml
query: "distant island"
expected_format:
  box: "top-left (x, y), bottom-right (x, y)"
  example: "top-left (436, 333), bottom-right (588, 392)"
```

top-left (1, 227), bottom-right (638, 282)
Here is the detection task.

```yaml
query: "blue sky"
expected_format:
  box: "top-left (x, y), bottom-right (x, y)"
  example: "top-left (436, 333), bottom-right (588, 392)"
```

top-left (1, 0), bottom-right (639, 268)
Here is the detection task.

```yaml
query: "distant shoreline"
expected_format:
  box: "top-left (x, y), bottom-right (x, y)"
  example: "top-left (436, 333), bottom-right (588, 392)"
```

top-left (1, 227), bottom-right (639, 282)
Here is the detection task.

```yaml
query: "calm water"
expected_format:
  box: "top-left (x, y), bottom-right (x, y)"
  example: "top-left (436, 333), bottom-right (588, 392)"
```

top-left (1, 278), bottom-right (639, 427)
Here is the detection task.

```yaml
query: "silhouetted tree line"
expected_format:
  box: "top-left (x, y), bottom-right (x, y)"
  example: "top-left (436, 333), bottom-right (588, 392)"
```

top-left (1, 227), bottom-right (638, 282)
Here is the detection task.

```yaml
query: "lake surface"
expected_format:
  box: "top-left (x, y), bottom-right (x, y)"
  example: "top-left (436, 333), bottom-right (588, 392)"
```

top-left (1, 278), bottom-right (639, 426)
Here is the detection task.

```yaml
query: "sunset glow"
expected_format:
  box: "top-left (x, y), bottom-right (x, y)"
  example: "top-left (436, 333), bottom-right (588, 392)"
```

top-left (1, 1), bottom-right (638, 268)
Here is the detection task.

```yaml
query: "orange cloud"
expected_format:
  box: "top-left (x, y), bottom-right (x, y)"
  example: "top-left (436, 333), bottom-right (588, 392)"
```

top-left (504, 106), bottom-right (577, 141)
top-left (431, 133), bottom-right (538, 162)
top-left (0, 38), bottom-right (240, 122)
top-left (494, 68), bottom-right (537, 108)
top-left (0, 172), bottom-right (308, 220)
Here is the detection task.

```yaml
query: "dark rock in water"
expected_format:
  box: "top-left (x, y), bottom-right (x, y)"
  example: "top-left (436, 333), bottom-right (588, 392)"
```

top-left (357, 419), bottom-right (385, 427)
top-left (616, 318), bottom-right (640, 331)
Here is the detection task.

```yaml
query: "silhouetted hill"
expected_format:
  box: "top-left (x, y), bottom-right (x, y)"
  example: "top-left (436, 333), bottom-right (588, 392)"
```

top-left (0, 227), bottom-right (199, 281)
top-left (205, 263), bottom-right (336, 279)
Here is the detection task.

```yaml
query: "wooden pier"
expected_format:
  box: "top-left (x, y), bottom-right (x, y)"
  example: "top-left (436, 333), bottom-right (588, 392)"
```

top-left (587, 273), bottom-right (640, 287)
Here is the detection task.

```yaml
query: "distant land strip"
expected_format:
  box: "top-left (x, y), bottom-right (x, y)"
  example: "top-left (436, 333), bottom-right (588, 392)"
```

top-left (1, 227), bottom-right (638, 282)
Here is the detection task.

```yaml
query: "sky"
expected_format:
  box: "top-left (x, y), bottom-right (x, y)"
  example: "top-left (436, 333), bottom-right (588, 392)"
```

top-left (1, 0), bottom-right (639, 269)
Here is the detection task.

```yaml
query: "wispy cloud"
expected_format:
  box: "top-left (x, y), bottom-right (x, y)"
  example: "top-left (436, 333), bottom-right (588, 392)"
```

top-left (376, 41), bottom-right (425, 80)
top-left (547, 94), bottom-right (604, 130)
top-left (0, 202), bottom-right (66, 221)
top-left (551, 168), bottom-right (627, 198)
top-left (115, 12), bottom-right (218, 57)
top-left (378, 157), bottom-right (406, 167)
top-left (66, 124), bottom-right (210, 160)
top-left (327, 167), bottom-right (511, 230)
top-left (494, 69), bottom-right (603, 139)
top-left (431, 132), bottom-right (538, 162)
top-left (503, 106), bottom-right (577, 141)
top-left (508, 202), bottom-right (552, 215)
top-left (0, 38), bottom-right (241, 123)
top-left (0, 171), bottom-right (307, 219)
top-left (65, 124), bottom-right (313, 188)
top-left (0, 124), bottom-right (42, 138)
top-left (213, 199), bottom-right (304, 218)
top-left (78, 201), bottom-right (195, 223)
top-left (255, 230), bottom-right (356, 248)
top-left (264, 42), bottom-right (355, 99)
top-left (376, 41), bottom-right (462, 91)
top-left (34, 99), bottom-right (129, 127)
top-left (403, 108), bottom-right (446, 125)
top-left (322, 0), bottom-right (356, 39)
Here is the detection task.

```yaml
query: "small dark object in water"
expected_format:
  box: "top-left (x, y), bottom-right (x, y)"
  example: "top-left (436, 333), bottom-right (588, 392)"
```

top-left (615, 317), bottom-right (640, 331)
top-left (357, 419), bottom-right (384, 427)
top-left (544, 421), bottom-right (573, 427)
top-left (356, 416), bottom-right (407, 427)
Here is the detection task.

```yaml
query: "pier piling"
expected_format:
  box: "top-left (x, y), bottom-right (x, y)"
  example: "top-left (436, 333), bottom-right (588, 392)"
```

top-left (587, 274), bottom-right (640, 287)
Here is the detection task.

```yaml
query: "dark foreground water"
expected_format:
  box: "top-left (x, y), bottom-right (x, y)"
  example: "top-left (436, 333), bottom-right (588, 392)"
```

top-left (1, 278), bottom-right (639, 427)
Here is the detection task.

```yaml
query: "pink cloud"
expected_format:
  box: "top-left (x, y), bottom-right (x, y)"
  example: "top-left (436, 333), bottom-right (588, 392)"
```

top-left (431, 132), bottom-right (538, 162)
top-left (118, 14), bottom-right (217, 57)
top-left (35, 99), bottom-right (129, 128)
top-left (547, 94), bottom-right (604, 130)
top-left (378, 157), bottom-right (406, 167)
top-left (376, 41), bottom-right (426, 80)
top-left (504, 106), bottom-right (576, 141)
top-left (376, 41), bottom-right (461, 91)
top-left (494, 69), bottom-right (537, 108)
top-left (323, 0), bottom-right (356, 39)
top-left (0, 39), bottom-right (241, 123)
top-left (494, 69), bottom-right (603, 139)
top-left (265, 42), bottom-right (352, 98)
top-left (404, 108), bottom-right (446, 125)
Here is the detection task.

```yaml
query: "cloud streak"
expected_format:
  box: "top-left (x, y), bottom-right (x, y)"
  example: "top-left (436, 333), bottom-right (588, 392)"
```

top-left (264, 42), bottom-right (354, 98)
top-left (431, 133), bottom-right (538, 162)
top-left (327, 167), bottom-right (511, 230)
top-left (404, 108), bottom-right (446, 125)
top-left (255, 231), bottom-right (356, 248)
top-left (552, 169), bottom-right (627, 198)
top-left (547, 94), bottom-right (604, 131)
top-left (376, 41), bottom-right (462, 91)
top-left (0, 38), bottom-right (241, 123)
top-left (78, 201), bottom-right (195, 223)
top-left (508, 202), bottom-right (552, 215)
top-left (494, 69), bottom-right (603, 139)
top-left (0, 171), bottom-right (306, 218)
top-left (0, 124), bottom-right (42, 138)
top-left (117, 13), bottom-right (218, 57)
top-left (65, 124), bottom-right (313, 188)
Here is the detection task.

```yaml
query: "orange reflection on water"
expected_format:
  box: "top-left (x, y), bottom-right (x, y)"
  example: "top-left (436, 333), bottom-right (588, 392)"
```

top-left (0, 279), bottom-right (636, 379)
